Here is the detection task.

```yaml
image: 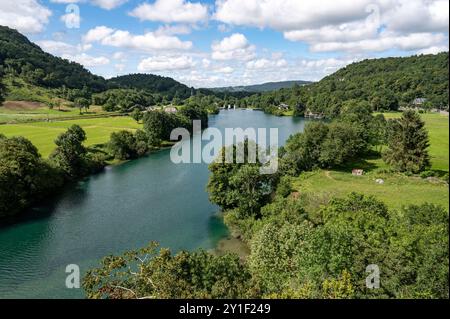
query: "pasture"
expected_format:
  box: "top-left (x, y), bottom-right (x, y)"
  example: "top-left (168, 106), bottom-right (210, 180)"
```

top-left (293, 112), bottom-right (449, 211)
top-left (0, 116), bottom-right (141, 157)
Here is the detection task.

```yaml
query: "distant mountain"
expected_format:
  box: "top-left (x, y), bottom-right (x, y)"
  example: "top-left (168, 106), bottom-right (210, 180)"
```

top-left (107, 73), bottom-right (193, 99)
top-left (209, 80), bottom-right (312, 93)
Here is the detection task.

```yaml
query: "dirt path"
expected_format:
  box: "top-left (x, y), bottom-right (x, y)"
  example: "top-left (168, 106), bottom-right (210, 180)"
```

top-left (324, 170), bottom-right (335, 180)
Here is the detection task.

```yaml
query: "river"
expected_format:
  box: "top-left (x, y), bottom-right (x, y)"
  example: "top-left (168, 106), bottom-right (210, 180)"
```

top-left (0, 110), bottom-right (308, 298)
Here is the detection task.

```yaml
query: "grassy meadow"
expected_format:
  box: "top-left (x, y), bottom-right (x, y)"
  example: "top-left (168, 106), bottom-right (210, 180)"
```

top-left (0, 101), bottom-right (110, 123)
top-left (293, 112), bottom-right (449, 211)
top-left (0, 116), bottom-right (141, 157)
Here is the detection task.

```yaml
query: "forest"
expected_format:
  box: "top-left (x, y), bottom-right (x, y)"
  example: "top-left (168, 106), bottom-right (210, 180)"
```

top-left (238, 53), bottom-right (449, 116)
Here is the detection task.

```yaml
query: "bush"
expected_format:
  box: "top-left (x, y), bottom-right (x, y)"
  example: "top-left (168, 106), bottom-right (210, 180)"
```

top-left (420, 170), bottom-right (435, 178)
top-left (275, 176), bottom-right (292, 198)
top-left (108, 129), bottom-right (150, 160)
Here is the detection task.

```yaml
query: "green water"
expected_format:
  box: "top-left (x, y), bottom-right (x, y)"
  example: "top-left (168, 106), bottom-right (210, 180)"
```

top-left (0, 110), bottom-right (307, 298)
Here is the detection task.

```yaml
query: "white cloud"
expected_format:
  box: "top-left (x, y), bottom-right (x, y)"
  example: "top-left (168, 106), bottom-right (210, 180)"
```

top-left (217, 24), bottom-right (232, 33)
top-left (298, 58), bottom-right (353, 74)
top-left (216, 66), bottom-right (234, 73)
top-left (310, 32), bottom-right (446, 53)
top-left (51, 0), bottom-right (128, 10)
top-left (0, 0), bottom-right (52, 34)
top-left (62, 53), bottom-right (110, 67)
top-left (83, 26), bottom-right (115, 42)
top-left (211, 33), bottom-right (256, 61)
top-left (177, 72), bottom-right (222, 88)
top-left (137, 55), bottom-right (195, 72)
top-left (246, 58), bottom-right (287, 69)
top-left (212, 33), bottom-right (248, 51)
top-left (382, 0), bottom-right (449, 34)
top-left (37, 40), bottom-right (76, 55)
top-left (83, 26), bottom-right (193, 51)
top-left (239, 57), bottom-right (355, 86)
top-left (214, 0), bottom-right (449, 54)
top-left (114, 63), bottom-right (126, 72)
top-left (154, 24), bottom-right (192, 36)
top-left (112, 52), bottom-right (125, 60)
top-left (214, 0), bottom-right (372, 31)
top-left (50, 0), bottom-right (80, 3)
top-left (130, 0), bottom-right (208, 24)
top-left (36, 40), bottom-right (92, 56)
top-left (91, 0), bottom-right (128, 10)
top-left (202, 58), bottom-right (211, 68)
top-left (417, 45), bottom-right (449, 55)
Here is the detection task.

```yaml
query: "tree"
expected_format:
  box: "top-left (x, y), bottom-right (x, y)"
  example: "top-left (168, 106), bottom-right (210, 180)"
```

top-left (74, 97), bottom-right (90, 114)
top-left (0, 67), bottom-right (6, 105)
top-left (143, 110), bottom-right (190, 146)
top-left (50, 125), bottom-right (88, 178)
top-left (321, 270), bottom-right (355, 299)
top-left (383, 110), bottom-right (430, 173)
top-left (319, 121), bottom-right (365, 167)
top-left (207, 142), bottom-right (278, 216)
top-left (109, 130), bottom-right (137, 160)
top-left (0, 135), bottom-right (63, 217)
top-left (179, 104), bottom-right (208, 129)
top-left (229, 164), bottom-right (274, 218)
top-left (131, 108), bottom-right (143, 123)
top-left (384, 204), bottom-right (449, 298)
top-left (280, 121), bottom-right (329, 175)
top-left (47, 99), bottom-right (57, 110)
top-left (249, 221), bottom-right (314, 292)
top-left (134, 129), bottom-right (150, 156)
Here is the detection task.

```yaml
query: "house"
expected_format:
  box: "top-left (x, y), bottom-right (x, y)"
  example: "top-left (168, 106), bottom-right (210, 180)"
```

top-left (164, 106), bottom-right (178, 113)
top-left (278, 103), bottom-right (289, 110)
top-left (304, 109), bottom-right (325, 119)
top-left (352, 169), bottom-right (364, 176)
top-left (144, 106), bottom-right (161, 112)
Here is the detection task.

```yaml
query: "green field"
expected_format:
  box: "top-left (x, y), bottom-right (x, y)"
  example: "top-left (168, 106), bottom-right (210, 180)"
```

top-left (293, 112), bottom-right (449, 211)
top-left (0, 102), bottom-right (111, 123)
top-left (0, 116), bottom-right (141, 157)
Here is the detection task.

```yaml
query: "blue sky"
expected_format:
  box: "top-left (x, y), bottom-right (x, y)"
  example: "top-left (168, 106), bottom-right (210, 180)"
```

top-left (0, 0), bottom-right (448, 87)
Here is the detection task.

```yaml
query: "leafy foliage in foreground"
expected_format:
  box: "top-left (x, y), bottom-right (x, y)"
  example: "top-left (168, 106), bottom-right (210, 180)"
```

top-left (82, 194), bottom-right (448, 299)
top-left (83, 242), bottom-right (255, 299)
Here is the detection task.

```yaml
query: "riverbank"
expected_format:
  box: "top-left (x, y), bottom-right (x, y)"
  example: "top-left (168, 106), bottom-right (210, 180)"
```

top-left (213, 235), bottom-right (250, 260)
